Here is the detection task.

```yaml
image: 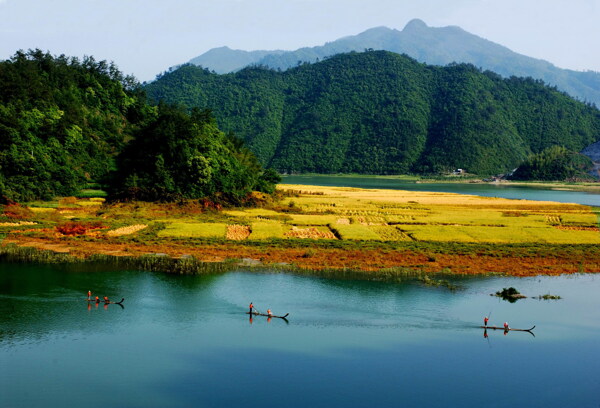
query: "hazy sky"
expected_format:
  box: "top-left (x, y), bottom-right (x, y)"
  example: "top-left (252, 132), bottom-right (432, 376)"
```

top-left (1, 0), bottom-right (598, 82)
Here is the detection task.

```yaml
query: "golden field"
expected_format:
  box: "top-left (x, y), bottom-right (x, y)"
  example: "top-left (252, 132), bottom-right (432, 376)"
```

top-left (242, 185), bottom-right (600, 244)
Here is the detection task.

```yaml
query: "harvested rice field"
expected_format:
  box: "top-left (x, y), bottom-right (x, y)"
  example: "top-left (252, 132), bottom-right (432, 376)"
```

top-left (270, 184), bottom-right (600, 244)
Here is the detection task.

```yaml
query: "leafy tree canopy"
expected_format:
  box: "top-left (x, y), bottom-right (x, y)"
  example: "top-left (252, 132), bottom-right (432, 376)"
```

top-left (509, 146), bottom-right (594, 181)
top-left (109, 104), bottom-right (280, 203)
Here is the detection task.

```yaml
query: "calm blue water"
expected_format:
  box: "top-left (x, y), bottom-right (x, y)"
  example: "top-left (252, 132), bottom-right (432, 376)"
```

top-left (1, 262), bottom-right (599, 407)
top-left (282, 175), bottom-right (600, 207)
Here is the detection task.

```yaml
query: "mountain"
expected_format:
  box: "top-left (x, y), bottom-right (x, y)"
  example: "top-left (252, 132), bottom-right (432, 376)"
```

top-left (188, 47), bottom-right (286, 74)
top-left (146, 51), bottom-right (600, 176)
top-left (185, 19), bottom-right (600, 106)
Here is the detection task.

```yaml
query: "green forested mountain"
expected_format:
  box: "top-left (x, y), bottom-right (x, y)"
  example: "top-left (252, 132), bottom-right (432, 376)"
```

top-left (185, 20), bottom-right (600, 106)
top-left (146, 51), bottom-right (600, 176)
top-left (0, 50), bottom-right (277, 202)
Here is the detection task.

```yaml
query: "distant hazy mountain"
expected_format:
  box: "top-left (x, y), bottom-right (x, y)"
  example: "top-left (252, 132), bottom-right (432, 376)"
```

top-left (186, 19), bottom-right (600, 105)
top-left (188, 47), bottom-right (286, 74)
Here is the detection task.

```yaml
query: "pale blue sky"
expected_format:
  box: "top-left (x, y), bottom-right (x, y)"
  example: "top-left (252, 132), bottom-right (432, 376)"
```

top-left (1, 0), bottom-right (598, 81)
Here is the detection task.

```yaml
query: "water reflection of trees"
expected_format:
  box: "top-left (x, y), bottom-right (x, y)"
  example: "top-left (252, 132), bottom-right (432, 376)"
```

top-left (0, 261), bottom-right (222, 344)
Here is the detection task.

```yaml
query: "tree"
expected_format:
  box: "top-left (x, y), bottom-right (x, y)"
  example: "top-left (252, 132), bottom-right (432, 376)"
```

top-left (109, 104), bottom-right (278, 203)
top-left (510, 146), bottom-right (594, 181)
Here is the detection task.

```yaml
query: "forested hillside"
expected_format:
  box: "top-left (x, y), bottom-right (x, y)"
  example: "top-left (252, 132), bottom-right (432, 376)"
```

top-left (146, 51), bottom-right (600, 176)
top-left (0, 50), bottom-right (277, 202)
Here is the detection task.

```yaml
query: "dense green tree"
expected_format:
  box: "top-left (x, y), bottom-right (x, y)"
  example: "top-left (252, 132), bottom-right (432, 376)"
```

top-left (510, 146), bottom-right (594, 181)
top-left (109, 104), bottom-right (278, 203)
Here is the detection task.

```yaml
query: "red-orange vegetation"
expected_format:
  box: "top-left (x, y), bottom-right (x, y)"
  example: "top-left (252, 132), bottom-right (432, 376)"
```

top-left (55, 221), bottom-right (105, 236)
top-left (3, 203), bottom-right (35, 220)
top-left (4, 234), bottom-right (599, 277)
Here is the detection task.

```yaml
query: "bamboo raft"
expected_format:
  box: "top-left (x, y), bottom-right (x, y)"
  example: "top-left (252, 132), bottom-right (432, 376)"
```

top-left (480, 325), bottom-right (535, 332)
top-left (87, 298), bottom-right (125, 305)
top-left (246, 311), bottom-right (289, 320)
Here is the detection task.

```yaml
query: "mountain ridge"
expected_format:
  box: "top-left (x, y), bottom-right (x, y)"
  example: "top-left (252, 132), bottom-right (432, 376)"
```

top-left (185, 20), bottom-right (600, 105)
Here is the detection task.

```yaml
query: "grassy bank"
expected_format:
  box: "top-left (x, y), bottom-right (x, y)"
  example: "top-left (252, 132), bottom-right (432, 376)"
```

top-left (0, 243), bottom-right (466, 284)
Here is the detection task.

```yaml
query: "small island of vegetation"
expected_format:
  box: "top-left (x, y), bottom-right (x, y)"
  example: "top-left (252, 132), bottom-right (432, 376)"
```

top-left (1, 50), bottom-right (599, 280)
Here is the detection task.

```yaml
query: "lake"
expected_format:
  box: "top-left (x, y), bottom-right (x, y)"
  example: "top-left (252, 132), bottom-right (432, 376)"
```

top-left (1, 262), bottom-right (599, 407)
top-left (282, 175), bottom-right (600, 207)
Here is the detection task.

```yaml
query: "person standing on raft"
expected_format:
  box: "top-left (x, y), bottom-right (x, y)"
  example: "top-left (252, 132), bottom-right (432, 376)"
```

top-left (484, 316), bottom-right (489, 327)
top-left (88, 290), bottom-right (92, 301)
top-left (249, 302), bottom-right (254, 315)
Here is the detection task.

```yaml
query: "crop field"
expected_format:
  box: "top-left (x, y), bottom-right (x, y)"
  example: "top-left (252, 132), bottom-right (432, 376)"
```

top-left (330, 223), bottom-right (382, 240)
top-left (158, 222), bottom-right (228, 239)
top-left (106, 224), bottom-right (148, 237)
top-left (248, 220), bottom-right (286, 240)
top-left (273, 184), bottom-right (600, 244)
top-left (287, 214), bottom-right (339, 226)
top-left (226, 224), bottom-right (251, 240)
top-left (4, 184), bottom-right (599, 247)
top-left (285, 226), bottom-right (337, 239)
top-left (223, 208), bottom-right (283, 218)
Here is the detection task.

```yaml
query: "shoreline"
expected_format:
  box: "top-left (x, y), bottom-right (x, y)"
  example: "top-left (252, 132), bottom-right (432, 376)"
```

top-left (2, 236), bottom-right (599, 278)
top-left (282, 174), bottom-right (600, 192)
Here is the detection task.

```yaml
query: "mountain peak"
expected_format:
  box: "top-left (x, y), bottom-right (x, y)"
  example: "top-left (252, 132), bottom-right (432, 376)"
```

top-left (361, 26), bottom-right (394, 34)
top-left (403, 19), bottom-right (428, 31)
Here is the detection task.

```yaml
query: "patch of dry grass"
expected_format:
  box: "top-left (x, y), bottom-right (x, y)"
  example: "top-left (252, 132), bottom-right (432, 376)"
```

top-left (285, 226), bottom-right (337, 239)
top-left (226, 224), bottom-right (251, 240)
top-left (106, 224), bottom-right (148, 237)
